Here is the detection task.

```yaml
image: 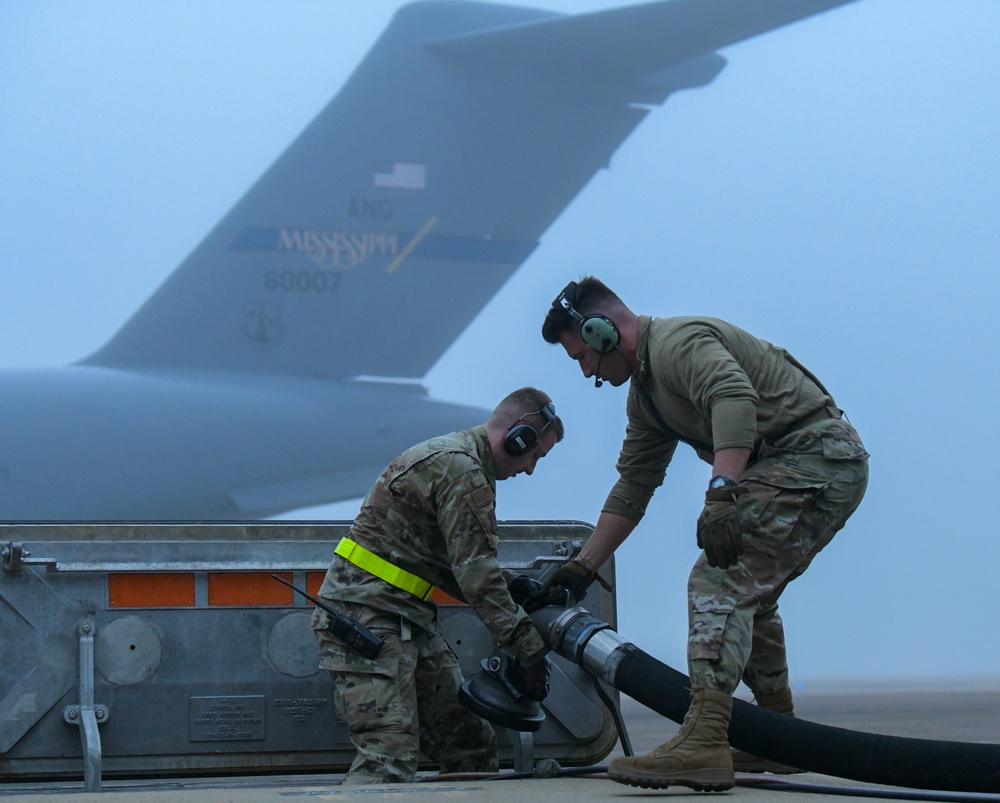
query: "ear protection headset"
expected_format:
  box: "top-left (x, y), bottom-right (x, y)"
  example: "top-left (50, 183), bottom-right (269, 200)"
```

top-left (503, 402), bottom-right (557, 457)
top-left (552, 282), bottom-right (620, 354)
top-left (552, 282), bottom-right (621, 387)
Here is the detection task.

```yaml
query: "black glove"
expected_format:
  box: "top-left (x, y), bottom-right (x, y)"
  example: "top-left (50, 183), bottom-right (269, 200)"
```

top-left (696, 484), bottom-right (748, 569)
top-left (508, 654), bottom-right (551, 701)
top-left (507, 574), bottom-right (544, 612)
top-left (536, 558), bottom-right (595, 607)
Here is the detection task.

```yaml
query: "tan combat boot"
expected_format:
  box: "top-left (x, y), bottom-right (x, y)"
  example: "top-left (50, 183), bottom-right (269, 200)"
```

top-left (731, 687), bottom-right (801, 774)
top-left (607, 687), bottom-right (734, 791)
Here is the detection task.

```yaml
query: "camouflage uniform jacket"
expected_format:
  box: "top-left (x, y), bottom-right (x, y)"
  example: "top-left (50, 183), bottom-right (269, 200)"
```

top-left (604, 315), bottom-right (847, 523)
top-left (317, 425), bottom-right (545, 659)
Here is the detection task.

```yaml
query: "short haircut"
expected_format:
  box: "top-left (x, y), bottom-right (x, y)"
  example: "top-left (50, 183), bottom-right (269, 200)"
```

top-left (542, 276), bottom-right (623, 345)
top-left (489, 386), bottom-right (564, 442)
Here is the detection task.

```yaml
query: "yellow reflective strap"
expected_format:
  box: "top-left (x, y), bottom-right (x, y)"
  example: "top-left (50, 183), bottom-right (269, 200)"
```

top-left (334, 537), bottom-right (435, 601)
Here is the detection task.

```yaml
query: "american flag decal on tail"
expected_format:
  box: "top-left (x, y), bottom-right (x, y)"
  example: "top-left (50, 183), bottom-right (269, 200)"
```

top-left (374, 162), bottom-right (426, 190)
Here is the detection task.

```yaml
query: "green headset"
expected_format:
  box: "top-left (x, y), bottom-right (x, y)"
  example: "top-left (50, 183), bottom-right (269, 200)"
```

top-left (503, 402), bottom-right (557, 457)
top-left (552, 282), bottom-right (620, 354)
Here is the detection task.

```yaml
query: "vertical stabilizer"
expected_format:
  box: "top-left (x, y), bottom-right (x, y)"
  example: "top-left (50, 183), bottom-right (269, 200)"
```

top-left (82, 0), bottom-right (854, 379)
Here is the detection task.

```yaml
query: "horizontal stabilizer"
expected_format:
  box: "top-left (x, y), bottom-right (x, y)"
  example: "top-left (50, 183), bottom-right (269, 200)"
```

top-left (428, 0), bottom-right (857, 85)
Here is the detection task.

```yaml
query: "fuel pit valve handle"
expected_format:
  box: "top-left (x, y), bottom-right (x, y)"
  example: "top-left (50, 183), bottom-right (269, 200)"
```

top-left (483, 654), bottom-right (527, 702)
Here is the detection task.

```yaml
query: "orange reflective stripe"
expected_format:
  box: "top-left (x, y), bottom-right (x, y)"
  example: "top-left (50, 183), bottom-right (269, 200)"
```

top-left (207, 572), bottom-right (294, 607)
top-left (108, 572), bottom-right (195, 608)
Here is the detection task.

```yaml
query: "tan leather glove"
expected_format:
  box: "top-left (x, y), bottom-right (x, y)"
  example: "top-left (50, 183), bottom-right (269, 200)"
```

top-left (696, 484), bottom-right (748, 569)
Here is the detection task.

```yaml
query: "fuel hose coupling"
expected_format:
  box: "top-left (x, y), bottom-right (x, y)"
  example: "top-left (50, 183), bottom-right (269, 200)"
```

top-left (529, 604), bottom-right (629, 685)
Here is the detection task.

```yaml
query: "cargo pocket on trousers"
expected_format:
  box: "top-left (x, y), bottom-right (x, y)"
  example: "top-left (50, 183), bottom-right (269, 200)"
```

top-left (312, 607), bottom-right (401, 678)
top-left (689, 599), bottom-right (734, 662)
top-left (741, 475), bottom-right (828, 558)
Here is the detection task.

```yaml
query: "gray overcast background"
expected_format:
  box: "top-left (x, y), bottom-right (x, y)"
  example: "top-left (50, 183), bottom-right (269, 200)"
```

top-left (3, 1), bottom-right (999, 685)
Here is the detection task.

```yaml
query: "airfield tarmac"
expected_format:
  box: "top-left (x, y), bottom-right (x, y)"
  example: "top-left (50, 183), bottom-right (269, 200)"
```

top-left (3, 680), bottom-right (999, 802)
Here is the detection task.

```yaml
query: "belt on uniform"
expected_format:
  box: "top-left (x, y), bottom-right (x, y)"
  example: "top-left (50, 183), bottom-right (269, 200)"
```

top-left (782, 404), bottom-right (843, 437)
top-left (750, 405), bottom-right (843, 464)
top-left (334, 537), bottom-right (435, 601)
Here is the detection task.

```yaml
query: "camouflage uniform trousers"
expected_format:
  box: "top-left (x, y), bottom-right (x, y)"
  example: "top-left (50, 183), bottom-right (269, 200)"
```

top-left (688, 417), bottom-right (869, 696)
top-left (311, 601), bottom-right (498, 784)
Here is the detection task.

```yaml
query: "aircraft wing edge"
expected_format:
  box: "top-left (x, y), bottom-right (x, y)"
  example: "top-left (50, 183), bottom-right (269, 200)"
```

top-left (230, 469), bottom-right (379, 516)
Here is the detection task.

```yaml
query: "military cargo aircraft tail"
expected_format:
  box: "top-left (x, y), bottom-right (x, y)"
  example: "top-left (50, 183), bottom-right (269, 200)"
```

top-left (2, 0), bottom-right (856, 520)
top-left (81, 0), bottom-right (854, 380)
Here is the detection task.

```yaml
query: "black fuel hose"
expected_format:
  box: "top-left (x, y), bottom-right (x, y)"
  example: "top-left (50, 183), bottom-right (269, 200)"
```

top-left (613, 644), bottom-right (1000, 793)
top-left (527, 602), bottom-right (1000, 795)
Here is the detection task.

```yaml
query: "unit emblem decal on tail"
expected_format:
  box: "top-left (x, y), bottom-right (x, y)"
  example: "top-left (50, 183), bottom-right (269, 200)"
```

top-left (243, 303), bottom-right (282, 343)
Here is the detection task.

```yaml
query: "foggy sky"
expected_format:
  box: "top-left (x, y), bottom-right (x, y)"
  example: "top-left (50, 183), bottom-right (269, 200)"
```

top-left (3, 0), bottom-right (999, 683)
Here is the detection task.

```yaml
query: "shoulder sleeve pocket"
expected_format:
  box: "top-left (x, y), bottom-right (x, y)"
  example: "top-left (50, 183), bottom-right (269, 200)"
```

top-left (464, 475), bottom-right (498, 549)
